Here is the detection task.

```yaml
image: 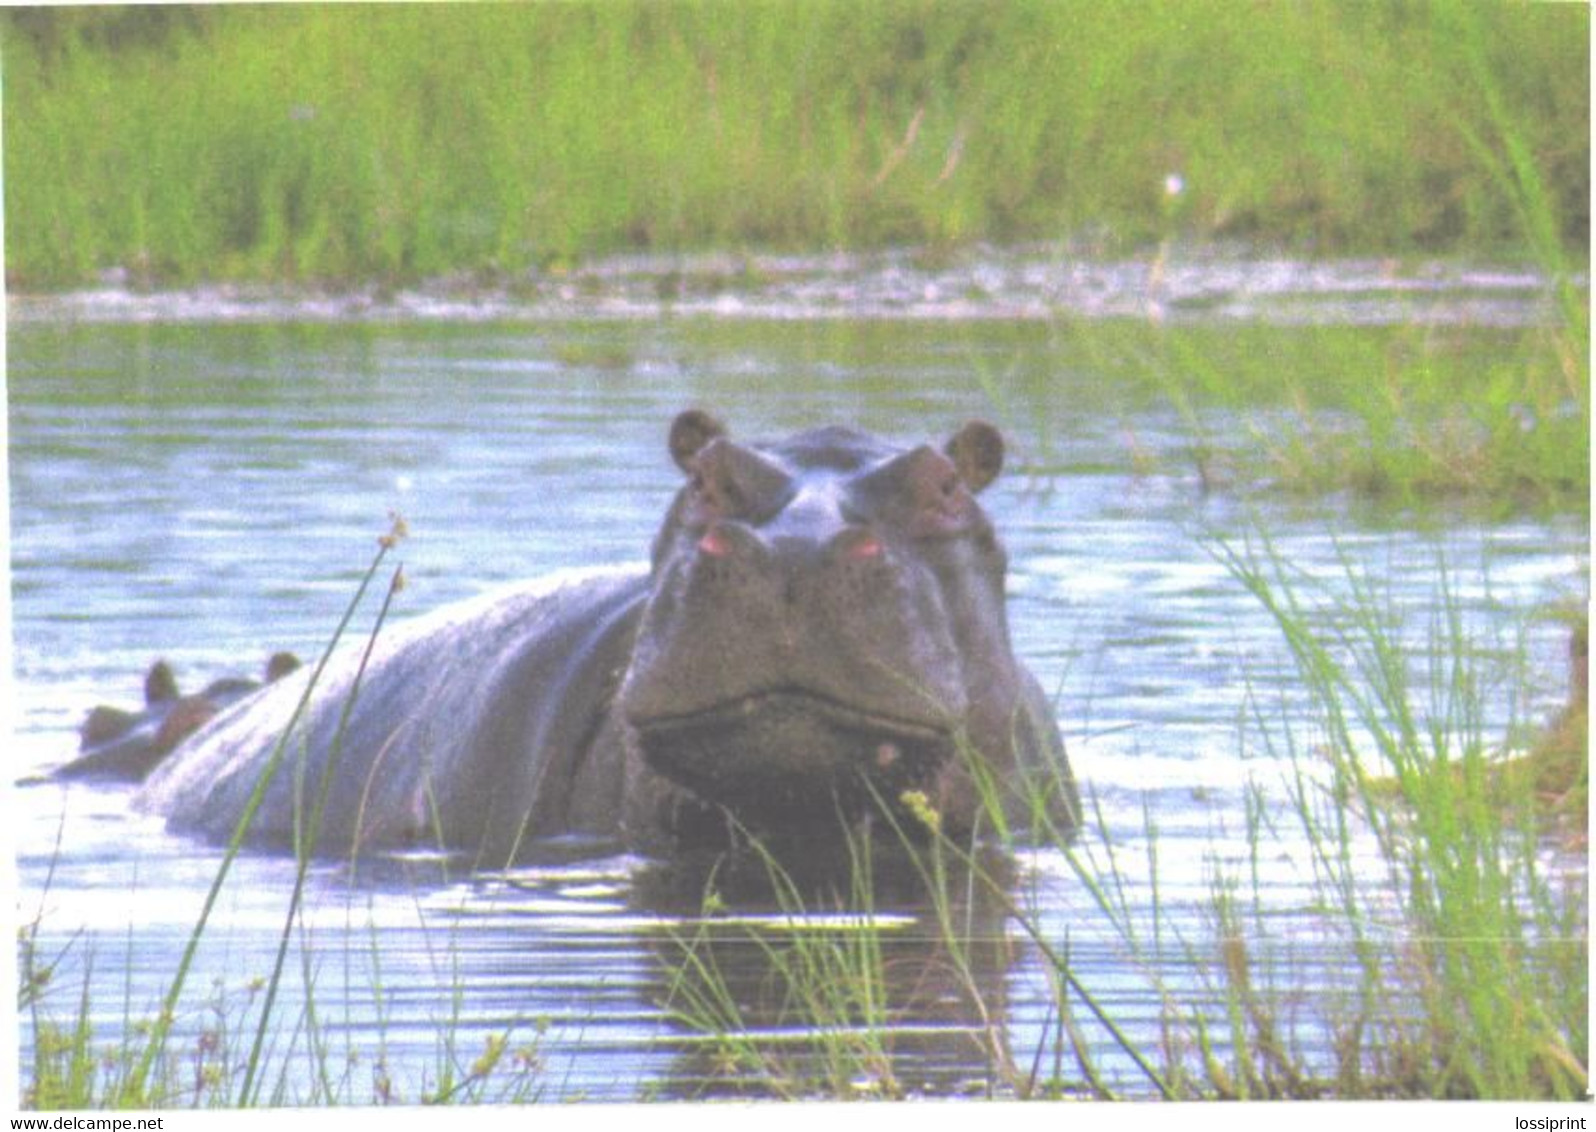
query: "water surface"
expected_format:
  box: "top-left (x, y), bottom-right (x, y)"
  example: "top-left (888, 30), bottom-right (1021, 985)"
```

top-left (10, 305), bottom-right (1585, 1101)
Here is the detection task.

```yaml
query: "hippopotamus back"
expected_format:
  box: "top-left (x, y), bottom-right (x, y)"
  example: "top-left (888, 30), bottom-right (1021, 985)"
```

top-left (138, 567), bottom-right (650, 863)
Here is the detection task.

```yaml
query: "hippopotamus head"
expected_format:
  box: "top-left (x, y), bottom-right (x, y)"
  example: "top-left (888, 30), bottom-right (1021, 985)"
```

top-left (618, 410), bottom-right (1042, 844)
top-left (63, 653), bottom-right (304, 782)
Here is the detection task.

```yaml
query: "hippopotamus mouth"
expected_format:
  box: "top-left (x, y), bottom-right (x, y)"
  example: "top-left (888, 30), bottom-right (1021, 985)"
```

top-left (630, 687), bottom-right (954, 829)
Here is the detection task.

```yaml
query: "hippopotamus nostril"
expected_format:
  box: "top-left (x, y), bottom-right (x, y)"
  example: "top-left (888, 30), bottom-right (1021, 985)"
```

top-left (828, 526), bottom-right (883, 563)
top-left (695, 520), bottom-right (767, 563)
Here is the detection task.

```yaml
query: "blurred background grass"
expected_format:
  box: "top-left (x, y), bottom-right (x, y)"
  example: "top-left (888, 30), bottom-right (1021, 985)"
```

top-left (3, 1), bottom-right (1587, 288)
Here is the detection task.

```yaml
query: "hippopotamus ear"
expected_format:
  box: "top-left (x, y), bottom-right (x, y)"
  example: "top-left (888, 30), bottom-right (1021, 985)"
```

top-left (145, 660), bottom-right (179, 705)
top-left (945, 421), bottom-right (1004, 494)
top-left (266, 652), bottom-right (302, 682)
top-left (669, 409), bottom-right (728, 473)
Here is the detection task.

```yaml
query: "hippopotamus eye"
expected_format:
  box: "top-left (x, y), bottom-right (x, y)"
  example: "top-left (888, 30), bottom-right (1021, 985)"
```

top-left (688, 472), bottom-right (729, 519)
top-left (854, 445), bottom-right (984, 540)
top-left (702, 477), bottom-right (745, 515)
top-left (683, 440), bottom-right (791, 526)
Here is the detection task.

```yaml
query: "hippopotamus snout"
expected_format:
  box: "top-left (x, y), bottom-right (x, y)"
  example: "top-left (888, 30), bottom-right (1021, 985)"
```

top-left (624, 485), bottom-right (967, 736)
top-left (694, 487), bottom-right (906, 649)
top-left (697, 494), bottom-right (881, 577)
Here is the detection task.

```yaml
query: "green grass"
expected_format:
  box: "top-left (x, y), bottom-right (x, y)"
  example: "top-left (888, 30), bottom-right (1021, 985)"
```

top-left (998, 318), bottom-right (1590, 512)
top-left (3, 1), bottom-right (1587, 288)
top-left (984, 0), bottom-right (1589, 515)
top-left (20, 915), bottom-right (552, 1107)
top-left (1207, 537), bottom-right (1586, 1097)
top-left (658, 836), bottom-right (913, 1099)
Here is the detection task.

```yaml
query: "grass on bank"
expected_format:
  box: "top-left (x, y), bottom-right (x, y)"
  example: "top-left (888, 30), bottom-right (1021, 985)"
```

top-left (1208, 538), bottom-right (1586, 1098)
top-left (20, 920), bottom-right (552, 1108)
top-left (3, 1), bottom-right (1587, 288)
top-left (992, 315), bottom-right (1591, 513)
top-left (1123, 20), bottom-right (1589, 517)
top-left (1003, 0), bottom-right (1587, 516)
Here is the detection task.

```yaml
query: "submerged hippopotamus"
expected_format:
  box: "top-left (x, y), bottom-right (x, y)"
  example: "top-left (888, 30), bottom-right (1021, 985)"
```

top-left (137, 412), bottom-right (1078, 863)
top-left (61, 653), bottom-right (302, 781)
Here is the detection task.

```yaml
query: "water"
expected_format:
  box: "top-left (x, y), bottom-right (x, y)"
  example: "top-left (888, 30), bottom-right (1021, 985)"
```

top-left (9, 296), bottom-right (1586, 1102)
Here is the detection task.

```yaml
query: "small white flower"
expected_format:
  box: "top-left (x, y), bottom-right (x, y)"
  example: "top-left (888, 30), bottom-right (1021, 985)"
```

top-left (1164, 173), bottom-right (1185, 198)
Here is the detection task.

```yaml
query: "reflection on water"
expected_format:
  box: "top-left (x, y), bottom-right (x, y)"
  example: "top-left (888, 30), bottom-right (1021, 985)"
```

top-left (10, 315), bottom-right (1586, 1101)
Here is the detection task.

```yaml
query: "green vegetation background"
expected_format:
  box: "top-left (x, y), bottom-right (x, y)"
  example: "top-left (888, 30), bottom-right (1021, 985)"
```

top-left (3, 1), bottom-right (1588, 288)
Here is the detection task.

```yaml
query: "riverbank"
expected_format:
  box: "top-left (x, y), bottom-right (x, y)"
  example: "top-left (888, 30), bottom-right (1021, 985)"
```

top-left (5, 2), bottom-right (1586, 289)
top-left (7, 247), bottom-right (1576, 327)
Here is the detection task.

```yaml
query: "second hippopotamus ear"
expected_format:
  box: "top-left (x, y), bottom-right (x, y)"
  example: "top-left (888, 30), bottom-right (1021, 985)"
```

top-left (945, 421), bottom-right (1004, 493)
top-left (145, 660), bottom-right (179, 705)
top-left (669, 409), bottom-right (728, 472)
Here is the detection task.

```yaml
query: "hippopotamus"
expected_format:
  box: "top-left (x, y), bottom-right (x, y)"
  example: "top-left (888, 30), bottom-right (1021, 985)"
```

top-left (60, 653), bottom-right (301, 781)
top-left (137, 412), bottom-right (1078, 864)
